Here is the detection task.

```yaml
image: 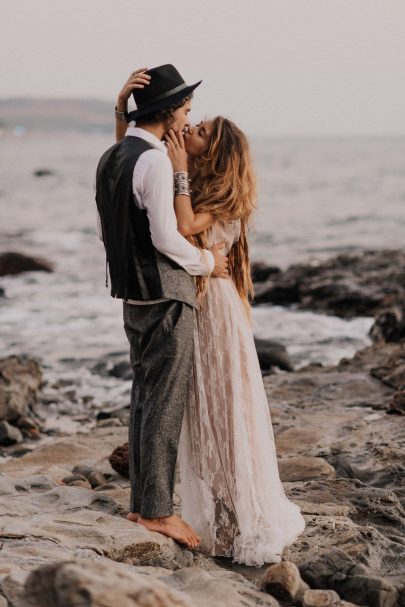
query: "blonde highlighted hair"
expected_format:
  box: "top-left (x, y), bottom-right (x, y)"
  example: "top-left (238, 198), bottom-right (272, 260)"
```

top-left (188, 116), bottom-right (256, 315)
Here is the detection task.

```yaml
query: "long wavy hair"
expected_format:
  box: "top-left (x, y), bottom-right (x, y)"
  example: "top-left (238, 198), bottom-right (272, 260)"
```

top-left (188, 116), bottom-right (257, 317)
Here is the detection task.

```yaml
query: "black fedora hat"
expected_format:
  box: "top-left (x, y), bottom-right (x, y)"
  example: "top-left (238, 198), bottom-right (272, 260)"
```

top-left (127, 64), bottom-right (202, 122)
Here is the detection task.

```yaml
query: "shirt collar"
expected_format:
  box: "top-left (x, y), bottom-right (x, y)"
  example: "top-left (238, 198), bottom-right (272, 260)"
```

top-left (125, 126), bottom-right (167, 153)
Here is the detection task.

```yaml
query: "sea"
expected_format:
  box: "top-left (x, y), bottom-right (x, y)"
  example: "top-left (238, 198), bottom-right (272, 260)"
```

top-left (1, 131), bottom-right (404, 417)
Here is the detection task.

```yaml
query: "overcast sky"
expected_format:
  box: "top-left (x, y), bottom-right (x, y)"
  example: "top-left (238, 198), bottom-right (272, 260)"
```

top-left (1, 0), bottom-right (405, 136)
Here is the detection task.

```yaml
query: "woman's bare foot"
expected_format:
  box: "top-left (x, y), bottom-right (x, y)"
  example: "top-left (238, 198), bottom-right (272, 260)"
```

top-left (126, 511), bottom-right (140, 522)
top-left (137, 514), bottom-right (201, 549)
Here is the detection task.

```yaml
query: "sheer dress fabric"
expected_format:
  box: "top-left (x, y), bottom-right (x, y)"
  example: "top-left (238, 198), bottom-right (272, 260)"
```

top-left (178, 219), bottom-right (306, 567)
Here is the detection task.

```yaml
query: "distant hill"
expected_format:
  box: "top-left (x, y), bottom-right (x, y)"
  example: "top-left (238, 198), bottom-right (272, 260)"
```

top-left (0, 98), bottom-right (117, 132)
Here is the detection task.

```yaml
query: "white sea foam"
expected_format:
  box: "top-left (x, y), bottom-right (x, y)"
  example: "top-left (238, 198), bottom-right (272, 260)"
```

top-left (252, 305), bottom-right (374, 368)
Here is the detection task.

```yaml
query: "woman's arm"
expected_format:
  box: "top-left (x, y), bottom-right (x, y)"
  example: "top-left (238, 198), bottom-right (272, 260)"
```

top-left (165, 129), bottom-right (216, 236)
top-left (115, 68), bottom-right (151, 142)
top-left (173, 194), bottom-right (215, 236)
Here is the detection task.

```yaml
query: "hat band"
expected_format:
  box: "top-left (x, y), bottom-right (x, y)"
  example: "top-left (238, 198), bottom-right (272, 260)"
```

top-left (138, 82), bottom-right (189, 108)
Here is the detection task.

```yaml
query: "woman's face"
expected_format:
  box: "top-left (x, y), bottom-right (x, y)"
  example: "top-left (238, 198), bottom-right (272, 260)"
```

top-left (183, 119), bottom-right (213, 157)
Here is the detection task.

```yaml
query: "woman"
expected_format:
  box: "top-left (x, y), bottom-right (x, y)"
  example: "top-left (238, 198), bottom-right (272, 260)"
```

top-left (116, 71), bottom-right (306, 567)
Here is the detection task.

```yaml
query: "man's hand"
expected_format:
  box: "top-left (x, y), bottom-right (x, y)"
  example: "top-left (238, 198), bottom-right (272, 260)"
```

top-left (210, 242), bottom-right (229, 278)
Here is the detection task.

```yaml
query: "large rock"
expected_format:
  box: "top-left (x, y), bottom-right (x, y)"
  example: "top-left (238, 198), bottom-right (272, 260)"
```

top-left (302, 589), bottom-right (342, 607)
top-left (251, 262), bottom-right (281, 283)
top-left (17, 557), bottom-right (281, 607)
top-left (338, 340), bottom-right (405, 417)
top-left (369, 304), bottom-right (405, 343)
top-left (91, 352), bottom-right (133, 381)
top-left (337, 340), bottom-right (404, 380)
top-left (20, 558), bottom-right (191, 607)
top-left (163, 567), bottom-right (280, 607)
top-left (260, 561), bottom-right (309, 603)
top-left (253, 249), bottom-right (405, 321)
top-left (385, 388), bottom-right (405, 415)
top-left (278, 457), bottom-right (336, 482)
top-left (0, 251), bottom-right (53, 276)
top-left (109, 442), bottom-right (129, 478)
top-left (0, 420), bottom-right (23, 445)
top-left (299, 547), bottom-right (402, 607)
top-left (0, 356), bottom-right (43, 422)
top-left (0, 426), bottom-right (128, 484)
top-left (369, 349), bottom-right (405, 390)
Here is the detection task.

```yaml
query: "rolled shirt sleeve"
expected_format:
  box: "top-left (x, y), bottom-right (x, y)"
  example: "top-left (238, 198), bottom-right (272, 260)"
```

top-left (134, 149), bottom-right (214, 276)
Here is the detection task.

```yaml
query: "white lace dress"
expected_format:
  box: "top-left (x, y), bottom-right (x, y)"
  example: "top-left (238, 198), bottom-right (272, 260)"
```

top-left (178, 219), bottom-right (306, 567)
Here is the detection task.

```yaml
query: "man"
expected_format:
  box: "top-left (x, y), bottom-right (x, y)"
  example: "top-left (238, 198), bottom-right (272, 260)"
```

top-left (95, 64), bottom-right (228, 549)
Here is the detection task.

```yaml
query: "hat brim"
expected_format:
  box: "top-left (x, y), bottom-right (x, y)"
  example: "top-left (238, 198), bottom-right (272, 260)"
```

top-left (127, 80), bottom-right (202, 122)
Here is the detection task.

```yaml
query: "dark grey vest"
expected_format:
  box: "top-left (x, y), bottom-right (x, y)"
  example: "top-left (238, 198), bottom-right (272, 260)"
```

top-left (95, 136), bottom-right (198, 309)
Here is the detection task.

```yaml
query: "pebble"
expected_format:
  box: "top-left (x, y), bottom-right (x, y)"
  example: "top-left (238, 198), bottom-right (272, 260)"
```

top-left (0, 421), bottom-right (23, 446)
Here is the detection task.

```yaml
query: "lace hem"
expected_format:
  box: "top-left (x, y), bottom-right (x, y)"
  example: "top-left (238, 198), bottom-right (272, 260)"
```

top-left (195, 499), bottom-right (306, 567)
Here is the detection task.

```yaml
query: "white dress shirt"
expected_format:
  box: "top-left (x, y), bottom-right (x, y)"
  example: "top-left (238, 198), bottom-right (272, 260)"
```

top-left (97, 126), bottom-right (215, 304)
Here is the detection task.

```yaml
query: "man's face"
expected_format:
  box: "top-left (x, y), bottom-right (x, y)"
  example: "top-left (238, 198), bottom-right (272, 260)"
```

top-left (169, 98), bottom-right (192, 133)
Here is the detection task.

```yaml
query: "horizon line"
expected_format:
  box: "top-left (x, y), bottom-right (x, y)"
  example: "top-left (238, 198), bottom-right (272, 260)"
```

top-left (1, 96), bottom-right (404, 139)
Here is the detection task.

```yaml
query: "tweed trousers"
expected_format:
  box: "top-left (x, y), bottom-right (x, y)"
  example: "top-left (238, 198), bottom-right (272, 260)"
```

top-left (123, 299), bottom-right (194, 517)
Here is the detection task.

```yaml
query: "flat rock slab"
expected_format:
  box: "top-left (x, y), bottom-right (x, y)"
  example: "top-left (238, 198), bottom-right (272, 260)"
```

top-left (0, 472), bottom-right (194, 571)
top-left (1, 426), bottom-right (128, 481)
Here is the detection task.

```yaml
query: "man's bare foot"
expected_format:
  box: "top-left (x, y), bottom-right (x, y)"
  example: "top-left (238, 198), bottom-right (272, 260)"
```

top-left (126, 513), bottom-right (200, 548)
top-left (137, 513), bottom-right (201, 549)
top-left (127, 511), bottom-right (140, 522)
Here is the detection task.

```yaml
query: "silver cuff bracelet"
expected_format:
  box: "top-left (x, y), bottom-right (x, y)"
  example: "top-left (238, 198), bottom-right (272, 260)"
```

top-left (174, 171), bottom-right (191, 197)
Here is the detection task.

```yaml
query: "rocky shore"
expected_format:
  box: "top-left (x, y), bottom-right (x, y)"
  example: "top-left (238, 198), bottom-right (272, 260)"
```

top-left (252, 249), bottom-right (405, 341)
top-left (0, 249), bottom-right (404, 606)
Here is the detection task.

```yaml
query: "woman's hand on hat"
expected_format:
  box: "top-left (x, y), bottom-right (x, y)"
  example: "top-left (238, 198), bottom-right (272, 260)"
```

top-left (117, 68), bottom-right (151, 107)
top-left (165, 129), bottom-right (188, 173)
